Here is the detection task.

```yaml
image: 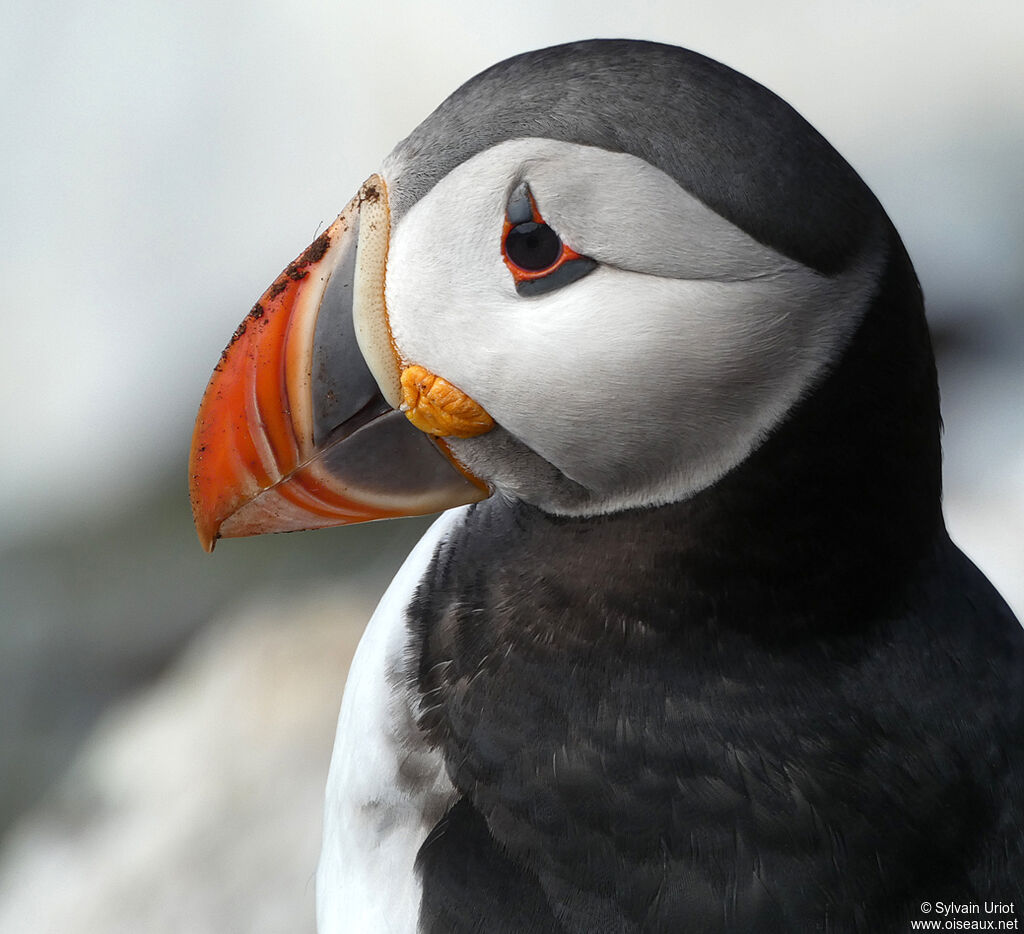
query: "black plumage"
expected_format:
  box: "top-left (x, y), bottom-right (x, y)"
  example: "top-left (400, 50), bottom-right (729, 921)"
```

top-left (409, 229), bottom-right (1024, 931)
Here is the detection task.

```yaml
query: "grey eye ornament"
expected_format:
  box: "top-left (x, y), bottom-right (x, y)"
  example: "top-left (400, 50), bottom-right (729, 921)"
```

top-left (501, 182), bottom-right (597, 296)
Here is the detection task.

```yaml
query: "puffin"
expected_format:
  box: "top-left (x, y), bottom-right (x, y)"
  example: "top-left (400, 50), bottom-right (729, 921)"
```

top-left (188, 40), bottom-right (1024, 933)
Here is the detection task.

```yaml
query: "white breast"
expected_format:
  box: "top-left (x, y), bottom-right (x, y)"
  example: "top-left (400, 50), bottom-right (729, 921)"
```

top-left (316, 508), bottom-right (466, 934)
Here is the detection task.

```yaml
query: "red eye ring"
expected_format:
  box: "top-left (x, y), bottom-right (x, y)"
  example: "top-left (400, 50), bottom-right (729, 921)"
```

top-left (501, 194), bottom-right (585, 284)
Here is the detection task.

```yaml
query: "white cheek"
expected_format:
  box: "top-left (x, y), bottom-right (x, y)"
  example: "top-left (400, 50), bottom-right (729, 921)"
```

top-left (386, 165), bottom-right (515, 372)
top-left (415, 269), bottom-right (837, 494)
top-left (390, 258), bottom-right (843, 499)
top-left (383, 138), bottom-right (883, 509)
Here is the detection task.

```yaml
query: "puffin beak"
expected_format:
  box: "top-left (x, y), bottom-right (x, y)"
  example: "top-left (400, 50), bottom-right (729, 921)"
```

top-left (188, 176), bottom-right (490, 552)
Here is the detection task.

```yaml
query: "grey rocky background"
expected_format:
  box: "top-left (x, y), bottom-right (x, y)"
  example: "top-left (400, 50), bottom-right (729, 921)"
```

top-left (1, 1), bottom-right (1021, 931)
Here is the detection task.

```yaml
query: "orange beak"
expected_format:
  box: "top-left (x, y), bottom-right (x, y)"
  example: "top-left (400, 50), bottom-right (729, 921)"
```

top-left (188, 178), bottom-right (489, 552)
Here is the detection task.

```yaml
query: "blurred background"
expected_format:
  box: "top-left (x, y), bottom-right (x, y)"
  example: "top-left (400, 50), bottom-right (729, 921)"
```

top-left (0, 1), bottom-right (1021, 930)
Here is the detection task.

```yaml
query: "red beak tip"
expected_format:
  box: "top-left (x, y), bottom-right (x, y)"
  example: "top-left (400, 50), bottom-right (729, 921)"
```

top-left (195, 518), bottom-right (218, 553)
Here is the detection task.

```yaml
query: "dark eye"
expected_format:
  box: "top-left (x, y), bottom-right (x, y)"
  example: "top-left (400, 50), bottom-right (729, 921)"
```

top-left (501, 183), bottom-right (597, 297)
top-left (504, 221), bottom-right (562, 272)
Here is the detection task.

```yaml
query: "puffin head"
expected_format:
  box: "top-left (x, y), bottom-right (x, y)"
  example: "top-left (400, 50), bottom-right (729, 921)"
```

top-left (189, 40), bottom-right (916, 551)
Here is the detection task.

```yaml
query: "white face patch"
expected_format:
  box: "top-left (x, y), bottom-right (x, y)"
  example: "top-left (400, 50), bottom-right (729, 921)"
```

top-left (381, 138), bottom-right (885, 515)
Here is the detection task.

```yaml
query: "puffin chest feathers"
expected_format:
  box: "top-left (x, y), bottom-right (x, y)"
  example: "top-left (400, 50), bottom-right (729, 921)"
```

top-left (188, 38), bottom-right (1024, 934)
